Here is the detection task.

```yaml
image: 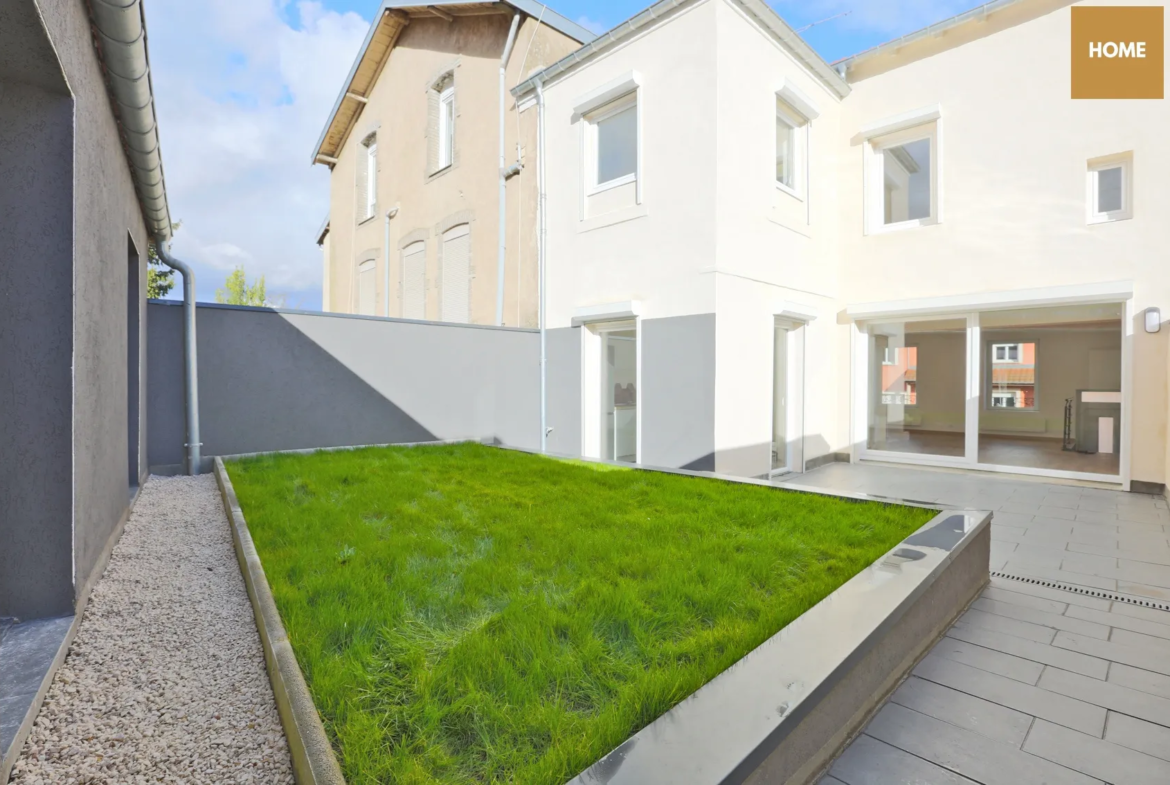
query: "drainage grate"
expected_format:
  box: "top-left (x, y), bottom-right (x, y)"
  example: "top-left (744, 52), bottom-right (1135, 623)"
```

top-left (992, 571), bottom-right (1170, 613)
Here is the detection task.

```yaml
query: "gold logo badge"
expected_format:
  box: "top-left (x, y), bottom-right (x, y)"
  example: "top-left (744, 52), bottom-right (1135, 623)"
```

top-left (1071, 6), bottom-right (1164, 98)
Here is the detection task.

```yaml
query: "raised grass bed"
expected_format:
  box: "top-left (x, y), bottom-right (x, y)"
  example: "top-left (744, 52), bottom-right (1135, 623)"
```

top-left (225, 443), bottom-right (947, 784)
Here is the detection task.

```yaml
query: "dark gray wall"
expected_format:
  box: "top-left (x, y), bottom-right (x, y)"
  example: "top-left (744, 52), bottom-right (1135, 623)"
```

top-left (147, 304), bottom-right (540, 468)
top-left (642, 314), bottom-right (716, 471)
top-left (0, 0), bottom-right (151, 619)
top-left (0, 61), bottom-right (75, 618)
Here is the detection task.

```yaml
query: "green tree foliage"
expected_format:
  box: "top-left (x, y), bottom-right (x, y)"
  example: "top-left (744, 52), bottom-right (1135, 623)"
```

top-left (146, 220), bottom-right (183, 299)
top-left (215, 265), bottom-right (268, 306)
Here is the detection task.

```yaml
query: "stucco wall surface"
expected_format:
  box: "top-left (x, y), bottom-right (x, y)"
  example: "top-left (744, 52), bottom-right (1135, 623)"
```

top-left (147, 303), bottom-right (540, 469)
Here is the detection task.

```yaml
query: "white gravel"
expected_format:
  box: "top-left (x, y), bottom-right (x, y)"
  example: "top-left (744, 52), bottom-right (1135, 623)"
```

top-left (10, 474), bottom-right (294, 785)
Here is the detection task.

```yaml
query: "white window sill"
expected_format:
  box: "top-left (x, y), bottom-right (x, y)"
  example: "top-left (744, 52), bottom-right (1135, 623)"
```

top-left (358, 214), bottom-right (378, 226)
top-left (868, 216), bottom-right (938, 235)
top-left (775, 181), bottom-right (804, 201)
top-left (579, 203), bottom-right (648, 233)
top-left (429, 163), bottom-right (453, 180)
top-left (587, 172), bottom-right (636, 196)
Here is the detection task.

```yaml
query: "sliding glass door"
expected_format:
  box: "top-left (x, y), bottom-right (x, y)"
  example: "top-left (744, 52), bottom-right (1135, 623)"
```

top-left (866, 317), bottom-right (968, 459)
top-left (858, 304), bottom-right (1125, 481)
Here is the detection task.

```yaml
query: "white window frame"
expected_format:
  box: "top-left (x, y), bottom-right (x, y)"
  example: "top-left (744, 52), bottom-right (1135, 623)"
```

top-left (438, 86), bottom-right (455, 170)
top-left (1087, 154), bottom-right (1132, 224)
top-left (991, 342), bottom-right (1022, 363)
top-left (882, 346), bottom-right (899, 365)
top-left (990, 392), bottom-right (1017, 408)
top-left (584, 91), bottom-right (639, 196)
top-left (862, 107), bottom-right (941, 235)
top-left (774, 102), bottom-right (805, 199)
top-left (364, 139), bottom-right (377, 218)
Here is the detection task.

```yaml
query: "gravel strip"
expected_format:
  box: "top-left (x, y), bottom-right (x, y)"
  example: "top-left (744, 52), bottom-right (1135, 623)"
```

top-left (10, 475), bottom-right (294, 785)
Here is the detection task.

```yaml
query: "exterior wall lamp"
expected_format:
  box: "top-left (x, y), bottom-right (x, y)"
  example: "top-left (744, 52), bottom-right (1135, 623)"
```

top-left (1145, 307), bottom-right (1162, 333)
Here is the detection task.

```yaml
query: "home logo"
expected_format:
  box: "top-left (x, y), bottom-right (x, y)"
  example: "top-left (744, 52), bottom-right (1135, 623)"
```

top-left (1071, 6), bottom-right (1164, 98)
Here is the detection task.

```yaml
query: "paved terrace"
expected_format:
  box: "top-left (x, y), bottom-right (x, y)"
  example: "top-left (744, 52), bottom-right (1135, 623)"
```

top-left (779, 463), bottom-right (1170, 785)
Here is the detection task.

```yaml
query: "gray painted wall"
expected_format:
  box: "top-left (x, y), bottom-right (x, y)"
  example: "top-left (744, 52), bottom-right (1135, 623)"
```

top-left (545, 326), bottom-right (582, 456)
top-left (0, 0), bottom-right (151, 619)
top-left (147, 304), bottom-right (540, 468)
top-left (642, 314), bottom-right (716, 471)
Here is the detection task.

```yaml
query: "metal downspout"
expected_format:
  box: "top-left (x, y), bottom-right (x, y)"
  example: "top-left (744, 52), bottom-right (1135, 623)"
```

top-left (496, 13), bottom-right (521, 325)
top-left (154, 244), bottom-right (200, 475)
top-left (536, 77), bottom-right (548, 452)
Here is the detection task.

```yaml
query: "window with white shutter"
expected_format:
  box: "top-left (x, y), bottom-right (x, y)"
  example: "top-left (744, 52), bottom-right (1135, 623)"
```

top-left (357, 259), bottom-right (376, 316)
top-left (440, 224), bottom-right (470, 323)
top-left (357, 132), bottom-right (377, 221)
top-left (401, 241), bottom-right (426, 320)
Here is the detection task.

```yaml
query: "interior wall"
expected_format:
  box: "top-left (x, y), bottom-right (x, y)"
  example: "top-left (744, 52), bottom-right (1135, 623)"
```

top-left (979, 327), bottom-right (1122, 438)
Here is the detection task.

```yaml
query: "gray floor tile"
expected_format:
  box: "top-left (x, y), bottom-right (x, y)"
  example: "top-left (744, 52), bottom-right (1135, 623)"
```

top-left (982, 585), bottom-right (1068, 615)
top-left (1023, 718), bottom-right (1170, 784)
top-left (1117, 533), bottom-right (1170, 552)
top-left (1026, 517), bottom-right (1076, 534)
top-left (1104, 712), bottom-right (1170, 762)
top-left (1077, 498), bottom-right (1121, 513)
top-left (946, 624), bottom-right (1110, 678)
top-left (1044, 495), bottom-right (1082, 510)
top-left (1075, 510), bottom-right (1119, 525)
top-left (1067, 541), bottom-right (1170, 566)
top-left (990, 541), bottom-right (1018, 563)
top-left (865, 703), bottom-right (1100, 785)
top-left (1053, 631), bottom-right (1170, 677)
top-left (956, 608), bottom-right (1057, 644)
top-left (988, 576), bottom-right (1111, 611)
top-left (1109, 627), bottom-right (1170, 656)
top-left (890, 675), bottom-right (1033, 746)
top-left (1110, 602), bottom-right (1170, 626)
top-left (1013, 541), bottom-right (1071, 560)
top-left (819, 776), bottom-right (849, 785)
top-left (1038, 506), bottom-right (1081, 521)
top-left (992, 512), bottom-right (1035, 527)
top-left (1066, 605), bottom-right (1170, 640)
top-left (990, 526), bottom-right (1027, 544)
top-left (929, 635), bottom-right (1044, 685)
top-left (829, 734), bottom-right (977, 785)
top-left (1004, 552), bottom-right (1067, 573)
top-left (1001, 503), bottom-right (1044, 517)
top-left (1108, 664), bottom-right (1170, 701)
top-left (913, 654), bottom-right (1105, 736)
top-left (1116, 559), bottom-right (1170, 590)
top-left (1039, 666), bottom-right (1170, 727)
top-left (971, 597), bottom-right (1110, 640)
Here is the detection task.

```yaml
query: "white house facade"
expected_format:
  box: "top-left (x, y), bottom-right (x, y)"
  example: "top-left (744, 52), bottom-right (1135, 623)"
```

top-left (513, 0), bottom-right (1170, 493)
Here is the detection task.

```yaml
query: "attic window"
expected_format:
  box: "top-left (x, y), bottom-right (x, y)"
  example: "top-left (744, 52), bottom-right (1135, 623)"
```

top-left (429, 73), bottom-right (455, 174)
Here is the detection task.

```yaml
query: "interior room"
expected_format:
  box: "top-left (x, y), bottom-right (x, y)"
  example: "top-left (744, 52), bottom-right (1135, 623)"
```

top-left (865, 303), bottom-right (1123, 477)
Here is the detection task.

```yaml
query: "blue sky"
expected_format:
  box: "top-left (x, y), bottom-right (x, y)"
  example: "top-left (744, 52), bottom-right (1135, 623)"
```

top-left (144, 0), bottom-right (979, 308)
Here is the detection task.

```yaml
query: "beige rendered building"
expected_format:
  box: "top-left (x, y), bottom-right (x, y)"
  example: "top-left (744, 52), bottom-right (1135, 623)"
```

top-left (314, 1), bottom-right (592, 326)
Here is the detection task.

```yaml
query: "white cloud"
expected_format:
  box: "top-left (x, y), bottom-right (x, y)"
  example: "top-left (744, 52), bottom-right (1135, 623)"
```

top-left (575, 15), bottom-right (608, 35)
top-left (145, 0), bottom-right (369, 308)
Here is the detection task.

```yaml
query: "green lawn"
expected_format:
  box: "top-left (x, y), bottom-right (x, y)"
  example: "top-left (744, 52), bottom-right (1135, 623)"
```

top-left (227, 443), bottom-right (934, 785)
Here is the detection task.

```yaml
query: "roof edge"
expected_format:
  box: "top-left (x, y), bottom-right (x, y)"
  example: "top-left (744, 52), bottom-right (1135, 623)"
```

top-left (513, 0), bottom-right (850, 100)
top-left (312, 0), bottom-right (596, 163)
top-left (834, 0), bottom-right (1029, 73)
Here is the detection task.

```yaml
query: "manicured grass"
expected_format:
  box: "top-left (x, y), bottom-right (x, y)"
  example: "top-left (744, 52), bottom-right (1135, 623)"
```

top-left (228, 443), bottom-right (934, 785)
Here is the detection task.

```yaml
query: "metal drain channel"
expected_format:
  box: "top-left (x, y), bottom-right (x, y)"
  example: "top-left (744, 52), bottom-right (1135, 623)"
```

top-left (991, 570), bottom-right (1170, 612)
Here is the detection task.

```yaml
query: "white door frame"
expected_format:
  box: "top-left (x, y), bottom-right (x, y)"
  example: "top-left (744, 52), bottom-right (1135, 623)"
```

top-left (850, 301), bottom-right (1131, 488)
top-left (769, 317), bottom-right (807, 477)
top-left (580, 318), bottom-right (641, 463)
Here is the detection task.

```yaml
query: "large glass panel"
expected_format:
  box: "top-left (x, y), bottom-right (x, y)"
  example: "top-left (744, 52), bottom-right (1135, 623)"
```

top-left (867, 318), bottom-right (967, 456)
top-left (882, 138), bottom-right (931, 224)
top-left (771, 323), bottom-right (789, 472)
top-left (596, 104), bottom-right (637, 185)
top-left (602, 329), bottom-right (637, 462)
top-left (979, 303), bottom-right (1122, 475)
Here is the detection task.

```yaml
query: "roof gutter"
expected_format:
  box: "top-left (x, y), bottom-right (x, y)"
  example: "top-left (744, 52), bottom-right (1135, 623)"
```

top-left (87, 0), bottom-right (172, 239)
top-left (833, 0), bottom-right (1026, 74)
